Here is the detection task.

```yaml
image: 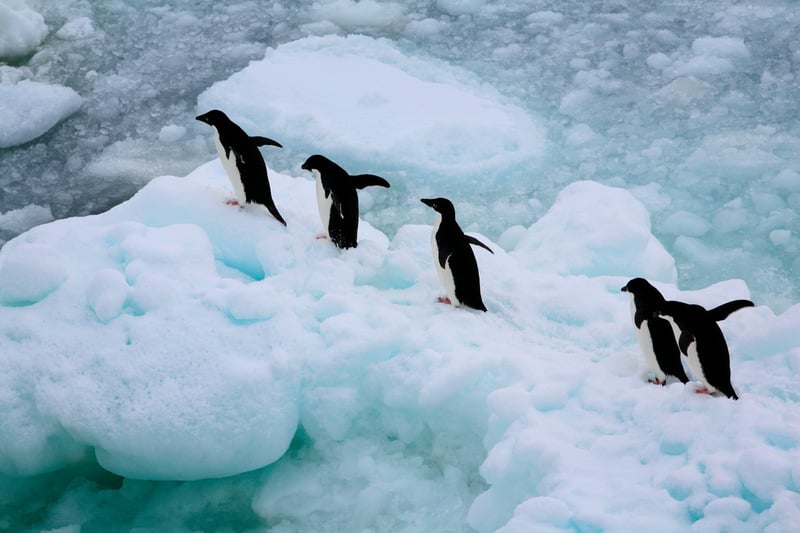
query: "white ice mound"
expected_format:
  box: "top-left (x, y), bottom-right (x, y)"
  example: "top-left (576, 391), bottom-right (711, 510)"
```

top-left (0, 0), bottom-right (47, 59)
top-left (512, 181), bottom-right (677, 282)
top-left (1, 158), bottom-right (798, 532)
top-left (198, 34), bottom-right (545, 181)
top-left (0, 80), bottom-right (82, 148)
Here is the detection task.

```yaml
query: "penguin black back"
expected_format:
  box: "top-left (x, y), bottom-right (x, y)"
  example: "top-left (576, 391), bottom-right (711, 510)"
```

top-left (196, 109), bottom-right (286, 226)
top-left (421, 197), bottom-right (493, 312)
top-left (301, 154), bottom-right (389, 249)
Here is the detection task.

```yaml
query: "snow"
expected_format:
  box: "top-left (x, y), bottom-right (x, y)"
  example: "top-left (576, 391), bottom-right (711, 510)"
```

top-left (0, 80), bottom-right (82, 148)
top-left (1, 158), bottom-right (798, 530)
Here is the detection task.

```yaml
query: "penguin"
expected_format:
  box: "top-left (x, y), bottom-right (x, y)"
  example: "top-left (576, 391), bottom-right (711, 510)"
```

top-left (657, 299), bottom-right (754, 399)
top-left (195, 109), bottom-right (286, 226)
top-left (621, 278), bottom-right (689, 385)
top-left (421, 197), bottom-right (493, 312)
top-left (300, 154), bottom-right (390, 249)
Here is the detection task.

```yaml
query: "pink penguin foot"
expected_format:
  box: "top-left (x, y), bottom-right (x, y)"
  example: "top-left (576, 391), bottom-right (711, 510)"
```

top-left (648, 378), bottom-right (665, 385)
top-left (315, 234), bottom-right (328, 240)
top-left (437, 296), bottom-right (452, 305)
top-left (694, 387), bottom-right (711, 395)
top-left (225, 199), bottom-right (241, 207)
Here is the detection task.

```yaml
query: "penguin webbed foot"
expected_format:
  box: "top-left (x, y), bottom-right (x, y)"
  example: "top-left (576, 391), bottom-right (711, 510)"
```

top-left (694, 387), bottom-right (711, 395)
top-left (647, 377), bottom-right (666, 386)
top-left (225, 199), bottom-right (241, 207)
top-left (315, 234), bottom-right (328, 240)
top-left (437, 296), bottom-right (452, 305)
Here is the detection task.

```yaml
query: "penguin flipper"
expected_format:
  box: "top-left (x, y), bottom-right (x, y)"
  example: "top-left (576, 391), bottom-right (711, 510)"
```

top-left (450, 249), bottom-right (487, 312)
top-left (708, 299), bottom-right (754, 321)
top-left (648, 318), bottom-right (690, 384)
top-left (633, 308), bottom-right (646, 329)
top-left (331, 196), bottom-right (344, 219)
top-left (465, 235), bottom-right (493, 254)
top-left (351, 174), bottom-right (390, 189)
top-left (251, 136), bottom-right (283, 148)
top-left (678, 331), bottom-right (693, 355)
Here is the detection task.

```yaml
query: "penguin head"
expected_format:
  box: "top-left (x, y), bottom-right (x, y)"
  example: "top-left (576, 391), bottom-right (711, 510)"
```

top-left (195, 109), bottom-right (230, 127)
top-left (301, 154), bottom-right (345, 175)
top-left (421, 197), bottom-right (456, 219)
top-left (621, 277), bottom-right (654, 294)
top-left (622, 277), bottom-right (667, 314)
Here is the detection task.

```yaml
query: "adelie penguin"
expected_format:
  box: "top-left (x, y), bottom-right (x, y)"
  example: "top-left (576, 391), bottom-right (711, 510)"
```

top-left (421, 197), bottom-right (493, 312)
top-left (196, 109), bottom-right (286, 226)
top-left (621, 278), bottom-right (690, 386)
top-left (658, 298), bottom-right (754, 399)
top-left (300, 154), bottom-right (390, 249)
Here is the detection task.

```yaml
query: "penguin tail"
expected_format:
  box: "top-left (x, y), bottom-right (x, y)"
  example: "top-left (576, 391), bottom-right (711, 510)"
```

top-left (719, 383), bottom-right (739, 400)
top-left (266, 202), bottom-right (287, 226)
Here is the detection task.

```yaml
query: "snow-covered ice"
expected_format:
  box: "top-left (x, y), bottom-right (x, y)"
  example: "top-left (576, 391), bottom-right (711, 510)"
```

top-left (0, 0), bottom-right (47, 59)
top-left (198, 34), bottom-right (545, 185)
top-left (0, 80), bottom-right (82, 148)
top-left (2, 1), bottom-right (800, 531)
top-left (1, 159), bottom-right (798, 531)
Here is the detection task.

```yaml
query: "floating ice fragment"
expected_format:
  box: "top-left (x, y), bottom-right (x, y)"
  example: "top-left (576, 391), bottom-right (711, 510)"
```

top-left (0, 81), bottom-right (82, 148)
top-left (0, 204), bottom-right (53, 234)
top-left (55, 17), bottom-right (96, 40)
top-left (0, 0), bottom-right (47, 58)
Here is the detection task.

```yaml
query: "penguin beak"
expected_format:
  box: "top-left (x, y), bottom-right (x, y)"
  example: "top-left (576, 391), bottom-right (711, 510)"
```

top-left (420, 198), bottom-right (435, 208)
top-left (621, 286), bottom-right (628, 292)
top-left (195, 114), bottom-right (208, 124)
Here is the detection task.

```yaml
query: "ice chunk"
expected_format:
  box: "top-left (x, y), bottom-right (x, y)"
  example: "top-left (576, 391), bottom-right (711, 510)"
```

top-left (436, 0), bottom-right (488, 16)
top-left (0, 81), bottom-right (82, 148)
top-left (198, 34), bottom-right (545, 186)
top-left (157, 124), bottom-right (187, 143)
top-left (512, 181), bottom-right (676, 281)
top-left (661, 210), bottom-right (711, 237)
top-left (55, 17), bottom-right (96, 40)
top-left (772, 169), bottom-right (800, 192)
top-left (0, 204), bottom-right (53, 234)
top-left (654, 76), bottom-right (712, 107)
top-left (308, 0), bottom-right (406, 30)
top-left (0, 243), bottom-right (67, 305)
top-left (769, 229), bottom-right (791, 247)
top-left (671, 36), bottom-right (750, 79)
top-left (691, 36), bottom-right (750, 60)
top-left (0, 0), bottom-right (47, 58)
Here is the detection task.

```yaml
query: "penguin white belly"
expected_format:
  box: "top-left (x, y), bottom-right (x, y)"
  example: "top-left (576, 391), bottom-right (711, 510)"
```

top-left (685, 342), bottom-right (716, 393)
top-left (430, 215), bottom-right (459, 305)
top-left (629, 297), bottom-right (664, 380)
top-left (314, 170), bottom-right (333, 235)
top-left (213, 130), bottom-right (246, 204)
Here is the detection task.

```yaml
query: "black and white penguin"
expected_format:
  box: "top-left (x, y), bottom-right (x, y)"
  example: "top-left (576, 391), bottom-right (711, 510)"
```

top-left (300, 154), bottom-right (390, 249)
top-left (658, 299), bottom-right (754, 399)
top-left (421, 197), bottom-right (493, 312)
top-left (621, 278), bottom-right (689, 385)
top-left (195, 109), bottom-right (286, 226)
